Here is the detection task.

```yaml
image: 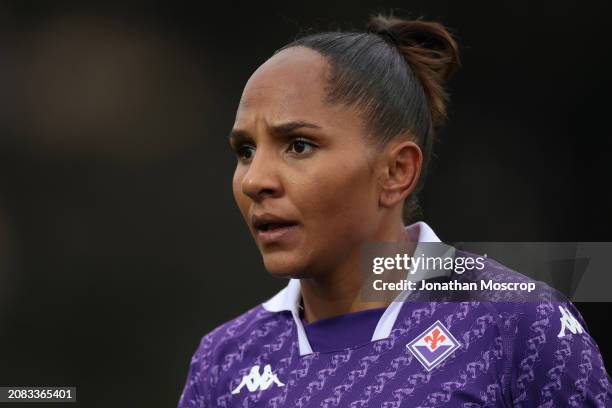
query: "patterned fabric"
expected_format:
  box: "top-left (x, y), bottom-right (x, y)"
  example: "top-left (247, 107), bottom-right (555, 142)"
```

top-left (178, 253), bottom-right (612, 407)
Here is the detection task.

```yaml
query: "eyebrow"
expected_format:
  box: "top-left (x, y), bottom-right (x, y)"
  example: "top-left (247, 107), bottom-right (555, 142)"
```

top-left (228, 120), bottom-right (322, 144)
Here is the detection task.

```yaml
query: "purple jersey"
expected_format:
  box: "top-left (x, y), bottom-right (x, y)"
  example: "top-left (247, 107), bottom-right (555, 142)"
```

top-left (178, 223), bottom-right (612, 407)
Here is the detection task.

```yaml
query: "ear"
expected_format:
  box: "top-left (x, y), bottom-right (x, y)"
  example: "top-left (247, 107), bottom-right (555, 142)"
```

top-left (378, 138), bottom-right (423, 208)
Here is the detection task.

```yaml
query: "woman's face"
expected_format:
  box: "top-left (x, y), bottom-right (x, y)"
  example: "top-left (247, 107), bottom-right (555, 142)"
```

top-left (230, 46), bottom-right (385, 279)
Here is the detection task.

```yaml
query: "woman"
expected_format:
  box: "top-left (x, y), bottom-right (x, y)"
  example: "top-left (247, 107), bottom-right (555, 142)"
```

top-left (179, 14), bottom-right (611, 407)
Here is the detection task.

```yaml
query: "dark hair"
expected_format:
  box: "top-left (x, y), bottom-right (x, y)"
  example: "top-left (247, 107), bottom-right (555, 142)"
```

top-left (276, 14), bottom-right (461, 223)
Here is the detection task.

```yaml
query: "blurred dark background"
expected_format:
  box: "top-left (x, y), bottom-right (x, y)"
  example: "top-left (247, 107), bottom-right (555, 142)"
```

top-left (0, 1), bottom-right (610, 407)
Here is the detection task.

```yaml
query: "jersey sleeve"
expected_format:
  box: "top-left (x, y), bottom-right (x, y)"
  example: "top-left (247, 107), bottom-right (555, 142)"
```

top-left (509, 293), bottom-right (612, 407)
top-left (177, 334), bottom-right (215, 408)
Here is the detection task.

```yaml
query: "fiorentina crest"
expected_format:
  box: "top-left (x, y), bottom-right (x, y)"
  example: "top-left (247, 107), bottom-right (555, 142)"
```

top-left (406, 320), bottom-right (461, 371)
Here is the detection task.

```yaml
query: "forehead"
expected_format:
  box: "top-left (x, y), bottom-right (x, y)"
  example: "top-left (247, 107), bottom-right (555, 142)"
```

top-left (235, 47), bottom-right (333, 124)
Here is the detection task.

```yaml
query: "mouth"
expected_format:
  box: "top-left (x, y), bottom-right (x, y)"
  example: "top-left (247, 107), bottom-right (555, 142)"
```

top-left (254, 221), bottom-right (298, 232)
top-left (252, 214), bottom-right (298, 231)
top-left (252, 214), bottom-right (300, 245)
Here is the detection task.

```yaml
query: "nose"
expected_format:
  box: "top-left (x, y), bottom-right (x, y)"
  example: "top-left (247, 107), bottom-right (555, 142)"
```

top-left (241, 149), bottom-right (282, 201)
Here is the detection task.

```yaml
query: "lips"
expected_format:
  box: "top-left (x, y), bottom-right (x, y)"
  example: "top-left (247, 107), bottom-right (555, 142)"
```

top-left (252, 214), bottom-right (299, 232)
top-left (251, 213), bottom-right (300, 245)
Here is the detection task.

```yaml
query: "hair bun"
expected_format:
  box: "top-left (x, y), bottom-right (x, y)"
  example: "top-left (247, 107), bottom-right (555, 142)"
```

top-left (367, 14), bottom-right (461, 127)
top-left (366, 23), bottom-right (401, 46)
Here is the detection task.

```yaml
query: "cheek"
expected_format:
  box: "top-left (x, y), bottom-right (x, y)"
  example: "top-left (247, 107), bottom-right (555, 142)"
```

top-left (297, 158), bottom-right (376, 235)
top-left (232, 168), bottom-right (247, 213)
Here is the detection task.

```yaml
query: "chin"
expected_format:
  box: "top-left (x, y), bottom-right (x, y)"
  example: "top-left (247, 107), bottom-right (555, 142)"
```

top-left (262, 253), bottom-right (309, 279)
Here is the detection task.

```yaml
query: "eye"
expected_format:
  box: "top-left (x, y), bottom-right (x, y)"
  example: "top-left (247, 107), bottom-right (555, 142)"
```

top-left (235, 144), bottom-right (255, 162)
top-left (287, 138), bottom-right (316, 155)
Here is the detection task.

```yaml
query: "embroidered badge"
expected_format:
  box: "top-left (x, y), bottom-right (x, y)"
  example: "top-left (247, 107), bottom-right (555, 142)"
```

top-left (406, 320), bottom-right (461, 371)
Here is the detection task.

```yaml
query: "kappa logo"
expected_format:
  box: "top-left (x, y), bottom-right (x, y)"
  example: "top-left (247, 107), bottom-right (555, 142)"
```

top-left (406, 320), bottom-right (461, 371)
top-left (557, 305), bottom-right (584, 338)
top-left (231, 364), bottom-right (285, 395)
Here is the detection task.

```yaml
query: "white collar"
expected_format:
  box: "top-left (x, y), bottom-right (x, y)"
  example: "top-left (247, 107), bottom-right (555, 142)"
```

top-left (262, 221), bottom-right (453, 356)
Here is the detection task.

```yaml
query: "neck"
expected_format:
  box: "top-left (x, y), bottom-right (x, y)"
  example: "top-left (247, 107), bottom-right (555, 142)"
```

top-left (300, 219), bottom-right (410, 324)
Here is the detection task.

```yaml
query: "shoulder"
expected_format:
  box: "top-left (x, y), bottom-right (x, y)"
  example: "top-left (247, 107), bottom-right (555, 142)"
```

top-left (191, 303), bottom-right (285, 368)
top-left (454, 250), bottom-right (612, 407)
top-left (178, 303), bottom-right (290, 408)
top-left (454, 249), bottom-right (601, 353)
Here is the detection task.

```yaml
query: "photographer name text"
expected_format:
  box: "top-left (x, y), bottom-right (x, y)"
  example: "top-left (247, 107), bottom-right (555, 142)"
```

top-left (372, 279), bottom-right (536, 292)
